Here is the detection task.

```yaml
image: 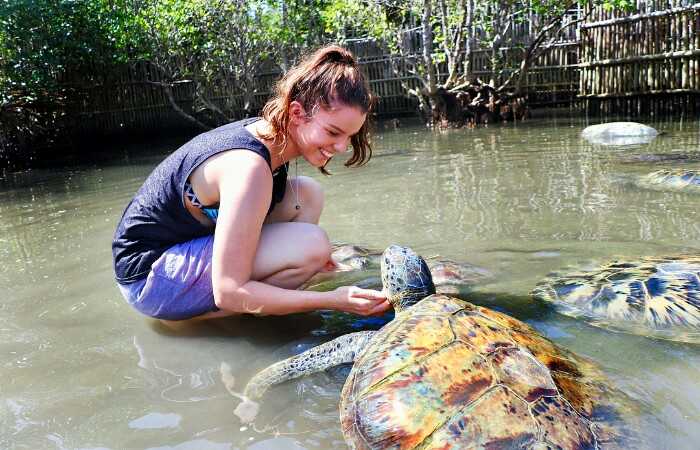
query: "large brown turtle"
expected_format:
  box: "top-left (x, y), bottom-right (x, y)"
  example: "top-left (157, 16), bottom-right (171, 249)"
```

top-left (243, 245), bottom-right (630, 449)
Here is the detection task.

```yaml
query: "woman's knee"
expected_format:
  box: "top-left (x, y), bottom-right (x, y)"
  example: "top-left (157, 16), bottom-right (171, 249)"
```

top-left (295, 176), bottom-right (324, 219)
top-left (255, 222), bottom-right (332, 279)
top-left (297, 223), bottom-right (332, 267)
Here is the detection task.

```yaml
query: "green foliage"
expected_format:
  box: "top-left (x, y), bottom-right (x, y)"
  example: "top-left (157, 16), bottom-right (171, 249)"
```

top-left (0, 0), bottom-right (145, 105)
top-left (601, 0), bottom-right (635, 12)
top-left (135, 0), bottom-right (209, 77)
top-left (0, 0), bottom-right (149, 163)
top-left (269, 0), bottom-right (329, 50)
top-left (320, 0), bottom-right (389, 42)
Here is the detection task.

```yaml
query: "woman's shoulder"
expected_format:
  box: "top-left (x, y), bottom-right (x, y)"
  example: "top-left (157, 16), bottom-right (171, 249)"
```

top-left (183, 118), bottom-right (271, 169)
top-left (201, 148), bottom-right (273, 183)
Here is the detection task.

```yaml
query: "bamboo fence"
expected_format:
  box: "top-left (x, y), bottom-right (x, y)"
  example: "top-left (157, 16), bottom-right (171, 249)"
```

top-left (579, 0), bottom-right (700, 116)
top-left (61, 40), bottom-right (581, 136)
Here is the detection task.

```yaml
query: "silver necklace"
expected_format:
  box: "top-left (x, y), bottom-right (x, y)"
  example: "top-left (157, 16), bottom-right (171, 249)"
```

top-left (285, 159), bottom-right (301, 210)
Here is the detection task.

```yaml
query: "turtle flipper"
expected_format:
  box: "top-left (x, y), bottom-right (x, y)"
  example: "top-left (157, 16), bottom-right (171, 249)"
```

top-left (243, 330), bottom-right (376, 399)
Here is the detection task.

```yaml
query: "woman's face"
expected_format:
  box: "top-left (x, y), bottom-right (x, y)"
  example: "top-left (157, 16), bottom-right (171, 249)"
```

top-left (290, 101), bottom-right (366, 168)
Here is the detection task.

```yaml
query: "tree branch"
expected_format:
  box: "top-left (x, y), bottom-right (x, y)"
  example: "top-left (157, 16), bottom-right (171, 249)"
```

top-left (144, 80), bottom-right (210, 131)
top-left (497, 1), bottom-right (582, 94)
top-left (421, 0), bottom-right (438, 95)
top-left (445, 0), bottom-right (469, 87)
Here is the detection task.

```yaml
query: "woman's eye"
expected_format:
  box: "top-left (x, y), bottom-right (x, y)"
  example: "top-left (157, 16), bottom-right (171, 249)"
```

top-left (327, 129), bottom-right (339, 137)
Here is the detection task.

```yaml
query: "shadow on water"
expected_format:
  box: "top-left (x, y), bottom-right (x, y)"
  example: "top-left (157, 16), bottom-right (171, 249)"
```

top-left (149, 312), bottom-right (325, 343)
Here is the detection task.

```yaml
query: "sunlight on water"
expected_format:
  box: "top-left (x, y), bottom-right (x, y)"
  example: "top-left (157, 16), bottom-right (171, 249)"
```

top-left (1, 114), bottom-right (699, 449)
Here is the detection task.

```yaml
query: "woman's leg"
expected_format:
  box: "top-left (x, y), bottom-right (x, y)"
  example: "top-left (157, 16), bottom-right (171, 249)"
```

top-left (190, 222), bottom-right (332, 321)
top-left (252, 221), bottom-right (332, 288)
top-left (169, 176), bottom-right (331, 322)
top-left (255, 176), bottom-right (332, 288)
top-left (265, 175), bottom-right (324, 225)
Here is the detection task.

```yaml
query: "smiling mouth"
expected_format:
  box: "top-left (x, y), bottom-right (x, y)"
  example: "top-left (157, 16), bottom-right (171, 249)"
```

top-left (320, 149), bottom-right (333, 159)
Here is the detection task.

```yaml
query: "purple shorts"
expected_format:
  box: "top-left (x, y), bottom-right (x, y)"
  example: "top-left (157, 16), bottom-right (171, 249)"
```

top-left (117, 235), bottom-right (220, 320)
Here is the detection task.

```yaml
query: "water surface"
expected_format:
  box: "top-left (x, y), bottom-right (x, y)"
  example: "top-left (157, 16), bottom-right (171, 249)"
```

top-left (1, 115), bottom-right (699, 449)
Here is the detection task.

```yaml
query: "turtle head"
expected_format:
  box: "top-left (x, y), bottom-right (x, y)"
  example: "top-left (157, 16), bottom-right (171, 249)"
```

top-left (381, 245), bottom-right (436, 312)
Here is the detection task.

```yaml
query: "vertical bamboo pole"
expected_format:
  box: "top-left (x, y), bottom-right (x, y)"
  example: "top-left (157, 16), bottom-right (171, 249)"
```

top-left (636, 8), bottom-right (643, 68)
top-left (635, 14), bottom-right (642, 106)
top-left (647, 19), bottom-right (658, 90)
top-left (580, 26), bottom-right (585, 88)
top-left (618, 21), bottom-right (623, 95)
top-left (695, 11), bottom-right (700, 92)
top-left (687, 10), bottom-right (700, 95)
top-left (670, 8), bottom-right (676, 53)
top-left (603, 22), bottom-right (608, 96)
top-left (679, 12), bottom-right (685, 90)
top-left (686, 9), bottom-right (692, 52)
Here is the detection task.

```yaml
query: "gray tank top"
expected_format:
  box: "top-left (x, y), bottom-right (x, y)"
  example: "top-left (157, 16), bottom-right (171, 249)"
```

top-left (112, 118), bottom-right (287, 283)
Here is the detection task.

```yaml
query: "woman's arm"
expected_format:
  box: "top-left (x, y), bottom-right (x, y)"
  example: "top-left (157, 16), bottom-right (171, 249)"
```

top-left (206, 150), bottom-right (389, 316)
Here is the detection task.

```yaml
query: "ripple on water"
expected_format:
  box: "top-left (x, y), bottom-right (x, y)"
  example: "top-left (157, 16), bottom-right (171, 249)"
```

top-left (2, 117), bottom-right (700, 449)
top-left (128, 412), bottom-right (182, 430)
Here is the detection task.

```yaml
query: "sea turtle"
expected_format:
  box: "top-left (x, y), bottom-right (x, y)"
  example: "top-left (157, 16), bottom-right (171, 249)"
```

top-left (532, 255), bottom-right (700, 344)
top-left (304, 244), bottom-right (494, 334)
top-left (243, 245), bottom-right (629, 449)
top-left (581, 122), bottom-right (658, 146)
top-left (618, 153), bottom-right (700, 164)
top-left (633, 169), bottom-right (700, 193)
top-left (303, 243), bottom-right (492, 296)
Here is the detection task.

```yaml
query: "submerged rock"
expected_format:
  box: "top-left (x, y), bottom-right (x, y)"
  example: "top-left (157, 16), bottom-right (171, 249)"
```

top-left (582, 122), bottom-right (658, 146)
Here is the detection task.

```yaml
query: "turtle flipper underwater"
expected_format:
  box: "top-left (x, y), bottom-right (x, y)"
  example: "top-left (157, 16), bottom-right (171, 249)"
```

top-left (243, 330), bottom-right (376, 399)
top-left (243, 245), bottom-right (635, 449)
top-left (533, 255), bottom-right (700, 343)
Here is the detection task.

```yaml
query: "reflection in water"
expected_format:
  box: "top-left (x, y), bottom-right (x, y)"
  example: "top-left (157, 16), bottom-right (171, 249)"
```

top-left (1, 116), bottom-right (699, 449)
top-left (129, 412), bottom-right (182, 430)
top-left (131, 334), bottom-right (222, 404)
top-left (140, 439), bottom-right (233, 450)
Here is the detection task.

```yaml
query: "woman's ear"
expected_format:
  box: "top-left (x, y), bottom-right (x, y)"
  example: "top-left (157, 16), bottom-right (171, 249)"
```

top-left (289, 101), bottom-right (308, 124)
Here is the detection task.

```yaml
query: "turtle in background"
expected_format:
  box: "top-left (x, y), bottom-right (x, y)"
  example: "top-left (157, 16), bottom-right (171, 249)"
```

top-left (532, 255), bottom-right (700, 344)
top-left (618, 153), bottom-right (700, 164)
top-left (581, 122), bottom-right (659, 146)
top-left (242, 245), bottom-right (632, 449)
top-left (633, 169), bottom-right (700, 193)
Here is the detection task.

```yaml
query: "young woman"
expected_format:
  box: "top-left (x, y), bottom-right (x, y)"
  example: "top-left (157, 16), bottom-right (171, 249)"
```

top-left (112, 45), bottom-right (390, 321)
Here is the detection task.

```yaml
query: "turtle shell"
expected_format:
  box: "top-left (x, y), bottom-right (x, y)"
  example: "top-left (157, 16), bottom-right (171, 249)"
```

top-left (532, 255), bottom-right (700, 343)
top-left (339, 295), bottom-right (625, 449)
top-left (635, 169), bottom-right (700, 193)
top-left (581, 122), bottom-right (658, 146)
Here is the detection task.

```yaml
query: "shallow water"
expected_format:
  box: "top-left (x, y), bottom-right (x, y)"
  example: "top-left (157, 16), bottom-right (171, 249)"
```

top-left (1, 114), bottom-right (699, 449)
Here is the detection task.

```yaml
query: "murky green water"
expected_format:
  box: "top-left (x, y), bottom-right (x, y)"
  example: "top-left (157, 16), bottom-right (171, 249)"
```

top-left (1, 115), bottom-right (699, 449)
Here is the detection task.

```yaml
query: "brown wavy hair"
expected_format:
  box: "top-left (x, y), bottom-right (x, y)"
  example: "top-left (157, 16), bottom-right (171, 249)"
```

top-left (261, 45), bottom-right (376, 174)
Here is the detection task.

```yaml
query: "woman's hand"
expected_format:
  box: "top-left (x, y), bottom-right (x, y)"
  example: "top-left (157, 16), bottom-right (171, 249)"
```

top-left (332, 286), bottom-right (391, 316)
